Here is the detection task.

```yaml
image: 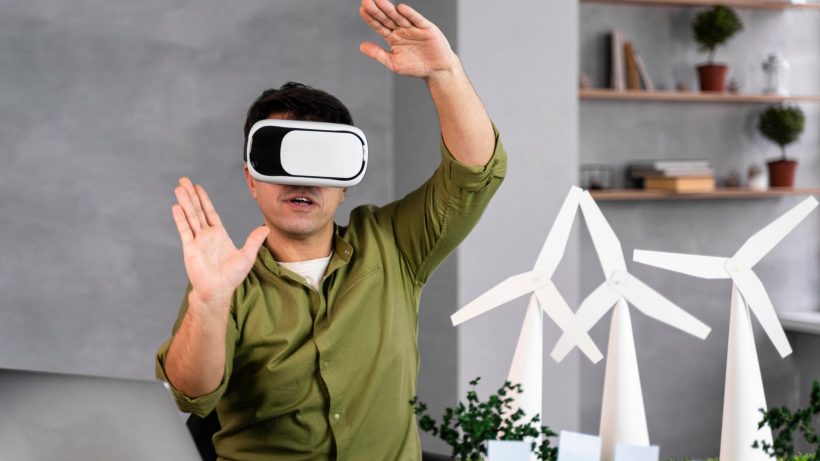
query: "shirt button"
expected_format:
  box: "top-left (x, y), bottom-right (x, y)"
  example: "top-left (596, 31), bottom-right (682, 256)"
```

top-left (333, 413), bottom-right (341, 421)
top-left (344, 249), bottom-right (350, 256)
top-left (320, 360), bottom-right (329, 370)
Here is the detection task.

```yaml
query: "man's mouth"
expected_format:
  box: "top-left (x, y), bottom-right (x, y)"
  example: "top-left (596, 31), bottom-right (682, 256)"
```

top-left (286, 196), bottom-right (315, 207)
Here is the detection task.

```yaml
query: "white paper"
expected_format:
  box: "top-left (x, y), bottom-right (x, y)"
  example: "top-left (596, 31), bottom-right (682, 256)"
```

top-left (557, 431), bottom-right (601, 461)
top-left (488, 440), bottom-right (531, 461)
top-left (613, 443), bottom-right (659, 461)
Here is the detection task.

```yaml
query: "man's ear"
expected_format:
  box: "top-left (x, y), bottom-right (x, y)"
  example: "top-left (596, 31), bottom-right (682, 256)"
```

top-left (244, 165), bottom-right (258, 200)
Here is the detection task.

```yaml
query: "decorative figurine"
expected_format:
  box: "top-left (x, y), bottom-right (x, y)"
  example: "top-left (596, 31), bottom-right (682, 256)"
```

top-left (762, 53), bottom-right (790, 96)
top-left (748, 164), bottom-right (767, 190)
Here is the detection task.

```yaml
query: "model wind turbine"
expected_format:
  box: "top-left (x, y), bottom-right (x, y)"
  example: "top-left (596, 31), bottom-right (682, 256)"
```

top-left (633, 196), bottom-right (819, 461)
top-left (551, 191), bottom-right (712, 461)
top-left (451, 186), bottom-right (604, 426)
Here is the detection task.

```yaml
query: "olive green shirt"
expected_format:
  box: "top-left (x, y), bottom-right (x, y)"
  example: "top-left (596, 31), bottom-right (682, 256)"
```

top-left (156, 130), bottom-right (507, 461)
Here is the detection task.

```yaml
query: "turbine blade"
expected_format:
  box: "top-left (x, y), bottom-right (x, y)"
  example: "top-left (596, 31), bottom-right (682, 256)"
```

top-left (579, 191), bottom-right (627, 278)
top-left (633, 250), bottom-right (729, 280)
top-left (550, 281), bottom-right (620, 362)
top-left (730, 269), bottom-right (793, 357)
top-left (535, 282), bottom-right (604, 363)
top-left (616, 272), bottom-right (711, 339)
top-left (451, 271), bottom-right (546, 326)
top-left (733, 196), bottom-right (818, 268)
top-left (533, 186), bottom-right (583, 276)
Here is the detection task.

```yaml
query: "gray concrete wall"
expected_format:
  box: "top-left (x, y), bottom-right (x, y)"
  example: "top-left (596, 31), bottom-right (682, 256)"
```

top-left (393, 2), bottom-right (459, 455)
top-left (457, 0), bottom-right (582, 433)
top-left (0, 0), bottom-right (393, 379)
top-left (579, 5), bottom-right (820, 459)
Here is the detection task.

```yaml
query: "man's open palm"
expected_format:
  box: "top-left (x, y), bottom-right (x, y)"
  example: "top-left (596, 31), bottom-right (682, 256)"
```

top-left (171, 177), bottom-right (269, 307)
top-left (359, 0), bottom-right (455, 78)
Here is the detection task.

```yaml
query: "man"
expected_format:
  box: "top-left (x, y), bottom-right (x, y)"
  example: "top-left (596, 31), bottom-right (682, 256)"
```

top-left (156, 1), bottom-right (506, 459)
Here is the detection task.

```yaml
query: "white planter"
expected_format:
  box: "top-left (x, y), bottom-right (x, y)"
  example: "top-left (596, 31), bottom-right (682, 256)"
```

top-left (487, 440), bottom-right (531, 461)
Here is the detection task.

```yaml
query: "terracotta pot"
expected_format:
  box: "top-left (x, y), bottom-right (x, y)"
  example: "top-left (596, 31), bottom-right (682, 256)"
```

top-left (697, 64), bottom-right (728, 92)
top-left (767, 159), bottom-right (798, 188)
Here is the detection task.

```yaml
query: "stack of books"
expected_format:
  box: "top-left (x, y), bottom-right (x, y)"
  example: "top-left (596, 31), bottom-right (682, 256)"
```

top-left (627, 160), bottom-right (716, 193)
top-left (609, 30), bottom-right (654, 91)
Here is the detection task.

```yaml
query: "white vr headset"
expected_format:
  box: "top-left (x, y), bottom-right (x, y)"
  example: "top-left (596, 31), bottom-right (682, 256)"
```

top-left (245, 119), bottom-right (368, 187)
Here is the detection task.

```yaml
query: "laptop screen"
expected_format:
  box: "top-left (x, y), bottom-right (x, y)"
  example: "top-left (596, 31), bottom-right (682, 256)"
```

top-left (0, 368), bottom-right (200, 461)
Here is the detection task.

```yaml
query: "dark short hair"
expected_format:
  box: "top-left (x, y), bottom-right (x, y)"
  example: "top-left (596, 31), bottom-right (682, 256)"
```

top-left (243, 82), bottom-right (354, 154)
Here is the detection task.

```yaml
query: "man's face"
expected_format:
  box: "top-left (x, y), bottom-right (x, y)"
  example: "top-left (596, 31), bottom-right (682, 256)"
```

top-left (244, 114), bottom-right (346, 240)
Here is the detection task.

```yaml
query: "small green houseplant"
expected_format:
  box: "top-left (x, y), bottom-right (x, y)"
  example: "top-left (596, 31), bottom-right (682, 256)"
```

top-left (758, 104), bottom-right (806, 187)
top-left (411, 377), bottom-right (558, 460)
top-left (691, 5), bottom-right (743, 91)
top-left (754, 380), bottom-right (820, 460)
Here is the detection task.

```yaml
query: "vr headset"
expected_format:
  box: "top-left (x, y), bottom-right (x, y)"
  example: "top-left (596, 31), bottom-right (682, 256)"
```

top-left (245, 119), bottom-right (368, 187)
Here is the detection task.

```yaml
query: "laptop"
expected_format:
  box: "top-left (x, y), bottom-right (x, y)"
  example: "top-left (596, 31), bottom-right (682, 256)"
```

top-left (0, 368), bottom-right (200, 461)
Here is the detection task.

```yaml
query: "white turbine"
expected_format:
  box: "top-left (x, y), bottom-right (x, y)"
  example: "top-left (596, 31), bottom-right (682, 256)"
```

top-left (633, 196), bottom-right (819, 461)
top-left (551, 191), bottom-right (711, 461)
top-left (451, 186), bottom-right (604, 427)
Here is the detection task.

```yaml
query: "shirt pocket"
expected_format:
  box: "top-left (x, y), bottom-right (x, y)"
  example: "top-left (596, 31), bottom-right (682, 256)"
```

top-left (333, 263), bottom-right (383, 303)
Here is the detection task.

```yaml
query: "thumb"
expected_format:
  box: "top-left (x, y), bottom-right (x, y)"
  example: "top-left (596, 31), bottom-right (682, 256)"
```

top-left (240, 226), bottom-right (270, 260)
top-left (360, 41), bottom-right (394, 72)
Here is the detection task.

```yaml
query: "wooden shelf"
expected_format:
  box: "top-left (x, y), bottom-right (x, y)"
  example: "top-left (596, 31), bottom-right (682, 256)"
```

top-left (590, 187), bottom-right (820, 201)
top-left (580, 89), bottom-right (820, 103)
top-left (581, 0), bottom-right (820, 10)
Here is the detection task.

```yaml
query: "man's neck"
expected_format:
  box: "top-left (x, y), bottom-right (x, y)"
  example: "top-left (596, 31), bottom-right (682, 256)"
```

top-left (264, 225), bottom-right (335, 263)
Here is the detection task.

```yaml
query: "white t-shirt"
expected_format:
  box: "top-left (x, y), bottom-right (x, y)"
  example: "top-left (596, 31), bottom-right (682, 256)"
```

top-left (277, 255), bottom-right (332, 291)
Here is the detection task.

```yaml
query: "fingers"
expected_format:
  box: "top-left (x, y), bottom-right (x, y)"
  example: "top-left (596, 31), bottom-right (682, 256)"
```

top-left (359, 4), bottom-right (391, 37)
top-left (359, 42), bottom-right (394, 71)
top-left (171, 204), bottom-right (194, 246)
top-left (375, 0), bottom-right (412, 28)
top-left (396, 3), bottom-right (431, 29)
top-left (175, 184), bottom-right (202, 234)
top-left (362, 0), bottom-right (397, 31)
top-left (240, 226), bottom-right (270, 261)
top-left (195, 184), bottom-right (223, 228)
top-left (174, 177), bottom-right (221, 240)
top-left (180, 177), bottom-right (208, 228)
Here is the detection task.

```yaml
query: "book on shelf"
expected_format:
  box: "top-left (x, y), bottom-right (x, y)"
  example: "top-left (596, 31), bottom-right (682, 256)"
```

top-left (624, 42), bottom-right (641, 90)
top-left (628, 160), bottom-right (714, 188)
top-left (634, 54), bottom-right (655, 91)
top-left (644, 160), bottom-right (711, 170)
top-left (607, 31), bottom-right (653, 91)
top-left (644, 176), bottom-right (716, 193)
top-left (608, 30), bottom-right (626, 91)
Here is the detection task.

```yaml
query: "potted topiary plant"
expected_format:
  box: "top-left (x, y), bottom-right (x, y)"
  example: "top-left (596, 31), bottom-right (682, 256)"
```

top-left (691, 5), bottom-right (743, 92)
top-left (758, 104), bottom-right (806, 188)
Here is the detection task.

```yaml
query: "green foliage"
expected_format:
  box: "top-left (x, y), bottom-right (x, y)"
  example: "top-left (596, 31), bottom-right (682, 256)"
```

top-left (411, 377), bottom-right (558, 460)
top-left (691, 6), bottom-right (743, 63)
top-left (758, 104), bottom-right (806, 160)
top-left (754, 381), bottom-right (820, 460)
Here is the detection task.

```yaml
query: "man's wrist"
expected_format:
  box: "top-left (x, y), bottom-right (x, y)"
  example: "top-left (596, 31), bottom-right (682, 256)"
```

top-left (424, 53), bottom-right (464, 86)
top-left (188, 290), bottom-right (232, 322)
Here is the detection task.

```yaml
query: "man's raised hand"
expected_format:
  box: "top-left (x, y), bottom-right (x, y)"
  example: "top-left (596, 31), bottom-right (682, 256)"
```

top-left (171, 177), bottom-right (269, 310)
top-left (359, 0), bottom-right (456, 79)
